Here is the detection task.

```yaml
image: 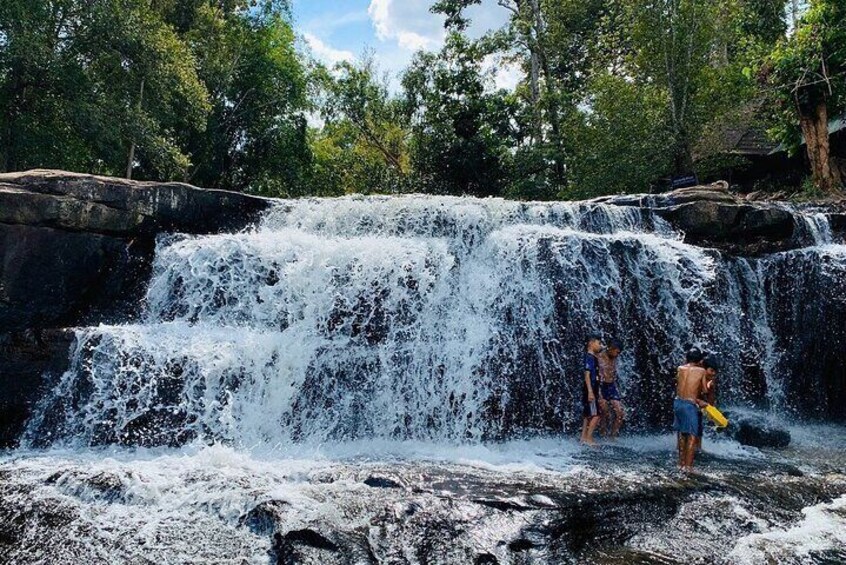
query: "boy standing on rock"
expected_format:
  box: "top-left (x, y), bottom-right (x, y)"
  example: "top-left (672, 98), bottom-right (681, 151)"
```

top-left (673, 347), bottom-right (710, 470)
top-left (598, 338), bottom-right (625, 438)
top-left (580, 334), bottom-right (603, 446)
top-left (695, 354), bottom-right (720, 452)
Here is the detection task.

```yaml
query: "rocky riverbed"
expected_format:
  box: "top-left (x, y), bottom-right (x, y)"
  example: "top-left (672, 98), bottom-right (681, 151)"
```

top-left (2, 426), bottom-right (844, 564)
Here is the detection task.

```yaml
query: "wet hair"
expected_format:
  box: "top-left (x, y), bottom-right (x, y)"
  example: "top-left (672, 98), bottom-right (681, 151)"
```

top-left (608, 338), bottom-right (623, 351)
top-left (586, 333), bottom-right (602, 345)
top-left (685, 346), bottom-right (704, 363)
top-left (703, 355), bottom-right (721, 372)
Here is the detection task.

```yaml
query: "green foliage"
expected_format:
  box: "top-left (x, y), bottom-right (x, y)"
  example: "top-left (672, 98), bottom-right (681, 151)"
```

top-left (765, 0), bottom-right (846, 154)
top-left (0, 0), bottom-right (209, 178)
top-left (0, 0), bottom-right (309, 193)
top-left (1, 0), bottom-right (830, 200)
top-left (307, 57), bottom-right (410, 195)
top-left (566, 75), bottom-right (674, 198)
top-left (402, 33), bottom-right (518, 197)
top-left (184, 6), bottom-right (310, 195)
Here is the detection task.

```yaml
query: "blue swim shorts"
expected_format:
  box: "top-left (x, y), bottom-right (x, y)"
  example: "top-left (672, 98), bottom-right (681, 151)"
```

top-left (600, 382), bottom-right (622, 402)
top-left (673, 398), bottom-right (701, 437)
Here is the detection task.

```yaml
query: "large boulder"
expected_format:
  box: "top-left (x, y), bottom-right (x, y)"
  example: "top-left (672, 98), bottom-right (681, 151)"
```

top-left (724, 411), bottom-right (792, 449)
top-left (598, 184), bottom-right (801, 255)
top-left (0, 170), bottom-right (272, 333)
top-left (654, 201), bottom-right (797, 255)
top-left (0, 169), bottom-right (271, 236)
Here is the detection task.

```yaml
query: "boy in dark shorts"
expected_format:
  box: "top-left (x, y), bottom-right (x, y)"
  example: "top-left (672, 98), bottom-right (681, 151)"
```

top-left (580, 333), bottom-right (603, 446)
top-left (598, 338), bottom-right (625, 437)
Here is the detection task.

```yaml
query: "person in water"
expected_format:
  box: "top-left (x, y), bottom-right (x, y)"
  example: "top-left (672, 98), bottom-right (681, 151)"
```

top-left (673, 346), bottom-right (710, 470)
top-left (695, 354), bottom-right (720, 452)
top-left (598, 338), bottom-right (625, 438)
top-left (580, 333), bottom-right (603, 446)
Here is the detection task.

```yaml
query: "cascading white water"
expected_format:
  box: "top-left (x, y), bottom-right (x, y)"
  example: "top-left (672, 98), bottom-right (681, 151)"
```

top-left (24, 196), bottom-right (846, 448)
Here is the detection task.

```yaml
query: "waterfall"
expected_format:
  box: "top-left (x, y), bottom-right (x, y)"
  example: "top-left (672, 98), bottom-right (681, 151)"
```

top-left (24, 196), bottom-right (846, 448)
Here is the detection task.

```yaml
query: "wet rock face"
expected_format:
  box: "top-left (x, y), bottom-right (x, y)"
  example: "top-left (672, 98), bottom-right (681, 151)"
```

top-left (0, 169), bottom-right (271, 333)
top-left (655, 201), bottom-right (796, 255)
top-left (0, 170), bottom-right (270, 448)
top-left (0, 224), bottom-right (150, 331)
top-left (0, 169), bottom-right (272, 237)
top-left (0, 330), bottom-right (74, 447)
top-left (726, 412), bottom-right (792, 449)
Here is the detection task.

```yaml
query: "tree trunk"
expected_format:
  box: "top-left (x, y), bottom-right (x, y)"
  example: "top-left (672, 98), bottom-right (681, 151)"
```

top-left (672, 129), bottom-right (694, 176)
top-left (126, 78), bottom-right (145, 180)
top-left (799, 99), bottom-right (842, 194)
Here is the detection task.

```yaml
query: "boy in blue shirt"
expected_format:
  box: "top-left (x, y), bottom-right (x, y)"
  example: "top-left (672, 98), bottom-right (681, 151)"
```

top-left (580, 333), bottom-right (603, 445)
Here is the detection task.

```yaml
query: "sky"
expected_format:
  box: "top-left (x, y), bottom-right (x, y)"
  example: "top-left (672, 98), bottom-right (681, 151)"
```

top-left (291, 0), bottom-right (520, 91)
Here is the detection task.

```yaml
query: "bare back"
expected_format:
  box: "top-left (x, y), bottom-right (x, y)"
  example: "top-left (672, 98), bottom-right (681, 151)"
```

top-left (676, 365), bottom-right (706, 401)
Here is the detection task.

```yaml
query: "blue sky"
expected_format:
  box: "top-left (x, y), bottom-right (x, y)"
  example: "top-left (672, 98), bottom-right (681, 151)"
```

top-left (291, 0), bottom-right (519, 90)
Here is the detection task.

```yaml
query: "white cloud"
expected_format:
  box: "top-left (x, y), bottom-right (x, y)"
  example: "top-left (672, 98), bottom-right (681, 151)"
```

top-left (304, 32), bottom-right (355, 66)
top-left (368, 0), bottom-right (442, 51)
top-left (493, 63), bottom-right (523, 91)
top-left (365, 0), bottom-right (514, 86)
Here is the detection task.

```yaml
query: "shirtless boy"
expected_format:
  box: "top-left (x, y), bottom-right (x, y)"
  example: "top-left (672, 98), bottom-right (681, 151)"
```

top-left (580, 334), bottom-right (603, 446)
top-left (673, 347), bottom-right (710, 470)
top-left (695, 355), bottom-right (720, 452)
top-left (598, 339), bottom-right (625, 438)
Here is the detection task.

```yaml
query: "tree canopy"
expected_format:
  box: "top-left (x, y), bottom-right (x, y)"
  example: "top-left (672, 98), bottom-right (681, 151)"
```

top-left (1, 0), bottom-right (842, 197)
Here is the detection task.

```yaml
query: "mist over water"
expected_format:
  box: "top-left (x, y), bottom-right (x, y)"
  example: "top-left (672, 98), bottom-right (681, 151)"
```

top-left (23, 195), bottom-right (846, 448)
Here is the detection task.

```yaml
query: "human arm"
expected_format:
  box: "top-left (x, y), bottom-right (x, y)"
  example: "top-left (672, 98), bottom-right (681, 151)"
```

top-left (584, 371), bottom-right (595, 402)
top-left (705, 376), bottom-right (716, 405)
top-left (695, 373), bottom-right (710, 408)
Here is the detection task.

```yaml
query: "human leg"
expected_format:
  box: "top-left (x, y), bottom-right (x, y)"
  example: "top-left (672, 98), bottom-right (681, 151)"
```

top-left (598, 398), bottom-right (609, 436)
top-left (611, 400), bottom-right (625, 436)
top-left (684, 434), bottom-right (698, 468)
top-left (584, 415), bottom-right (600, 445)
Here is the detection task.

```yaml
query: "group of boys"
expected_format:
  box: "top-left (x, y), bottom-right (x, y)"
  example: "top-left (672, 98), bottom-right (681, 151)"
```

top-left (580, 334), bottom-right (625, 446)
top-left (579, 334), bottom-right (720, 470)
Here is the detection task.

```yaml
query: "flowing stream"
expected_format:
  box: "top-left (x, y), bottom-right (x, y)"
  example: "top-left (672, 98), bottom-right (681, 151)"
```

top-left (2, 196), bottom-right (845, 564)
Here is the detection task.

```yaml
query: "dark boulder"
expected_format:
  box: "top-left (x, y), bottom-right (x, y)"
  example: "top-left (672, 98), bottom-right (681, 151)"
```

top-left (0, 169), bottom-right (272, 237)
top-left (0, 224), bottom-right (149, 332)
top-left (829, 212), bottom-right (846, 239)
top-left (725, 412), bottom-right (791, 449)
top-left (364, 476), bottom-right (403, 489)
top-left (272, 528), bottom-right (341, 565)
top-left (0, 329), bottom-right (74, 448)
top-left (599, 184), bottom-right (805, 255)
top-left (0, 169), bottom-right (272, 333)
top-left (240, 500), bottom-right (290, 536)
top-left (654, 201), bottom-right (796, 255)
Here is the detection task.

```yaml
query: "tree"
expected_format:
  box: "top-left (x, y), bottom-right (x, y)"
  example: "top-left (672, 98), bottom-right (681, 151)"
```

top-left (0, 0), bottom-right (209, 179)
top-left (497, 0), bottom-right (609, 192)
top-left (624, 0), bottom-right (723, 175)
top-left (307, 57), bottom-right (411, 195)
top-left (765, 0), bottom-right (845, 194)
top-left (567, 75), bottom-right (674, 197)
top-left (183, 3), bottom-right (310, 195)
top-left (402, 32), bottom-right (517, 197)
